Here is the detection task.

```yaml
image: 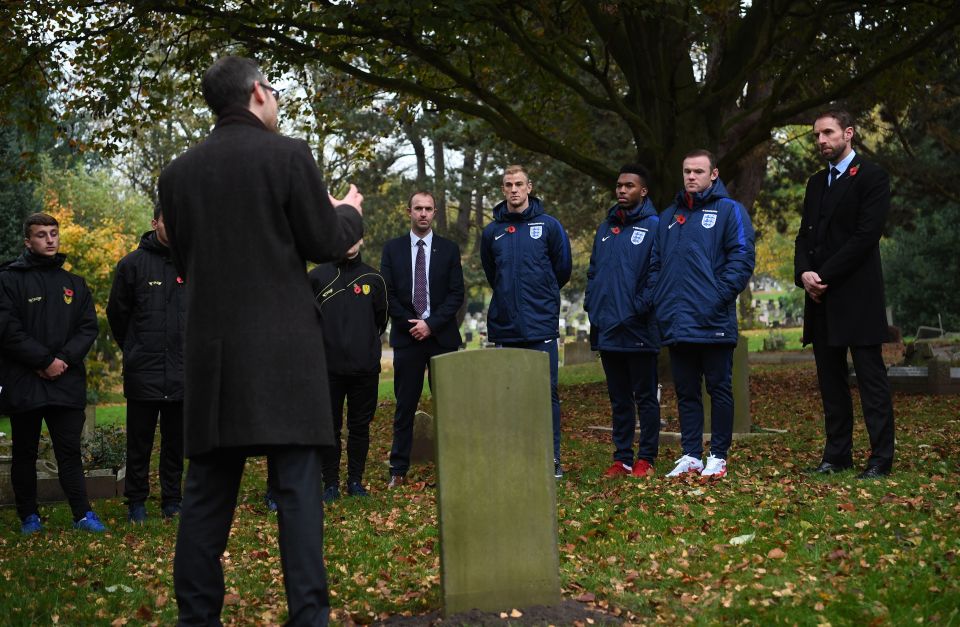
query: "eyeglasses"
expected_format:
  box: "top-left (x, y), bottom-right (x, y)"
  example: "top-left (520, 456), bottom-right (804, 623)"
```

top-left (259, 81), bottom-right (281, 102)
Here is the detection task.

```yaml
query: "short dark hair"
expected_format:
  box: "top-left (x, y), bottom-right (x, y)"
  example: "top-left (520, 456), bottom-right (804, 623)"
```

top-left (683, 149), bottom-right (718, 170)
top-left (618, 163), bottom-right (651, 188)
top-left (153, 202), bottom-right (162, 221)
top-left (23, 213), bottom-right (58, 239)
top-left (408, 190), bottom-right (436, 208)
top-left (201, 56), bottom-right (265, 116)
top-left (814, 108), bottom-right (855, 132)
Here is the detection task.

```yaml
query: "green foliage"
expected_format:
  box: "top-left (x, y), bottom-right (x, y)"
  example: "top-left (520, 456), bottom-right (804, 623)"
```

top-left (81, 425), bottom-right (127, 472)
top-left (882, 203), bottom-right (960, 334)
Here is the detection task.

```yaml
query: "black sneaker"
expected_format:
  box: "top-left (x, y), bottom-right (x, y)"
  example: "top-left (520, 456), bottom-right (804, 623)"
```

top-left (322, 484), bottom-right (340, 503)
top-left (161, 503), bottom-right (182, 519)
top-left (128, 502), bottom-right (147, 524)
top-left (554, 459), bottom-right (563, 479)
top-left (346, 481), bottom-right (369, 497)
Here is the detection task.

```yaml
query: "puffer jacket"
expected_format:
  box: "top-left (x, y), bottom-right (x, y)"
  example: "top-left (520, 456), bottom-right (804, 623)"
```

top-left (585, 198), bottom-right (660, 352)
top-left (652, 179), bottom-right (755, 345)
top-left (480, 196), bottom-right (572, 343)
top-left (0, 251), bottom-right (98, 412)
top-left (106, 230), bottom-right (186, 401)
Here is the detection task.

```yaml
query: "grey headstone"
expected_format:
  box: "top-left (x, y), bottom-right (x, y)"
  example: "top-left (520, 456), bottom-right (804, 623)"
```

top-left (703, 336), bottom-right (751, 434)
top-left (409, 410), bottom-right (435, 464)
top-left (431, 349), bottom-right (560, 616)
top-left (563, 340), bottom-right (597, 366)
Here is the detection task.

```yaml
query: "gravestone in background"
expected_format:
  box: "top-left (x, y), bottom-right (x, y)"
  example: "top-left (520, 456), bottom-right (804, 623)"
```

top-left (431, 349), bottom-right (560, 616)
top-left (409, 410), bottom-right (435, 464)
top-left (563, 339), bottom-right (597, 366)
top-left (703, 336), bottom-right (751, 434)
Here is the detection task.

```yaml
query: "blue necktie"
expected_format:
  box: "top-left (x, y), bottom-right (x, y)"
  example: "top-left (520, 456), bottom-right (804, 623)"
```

top-left (829, 166), bottom-right (840, 186)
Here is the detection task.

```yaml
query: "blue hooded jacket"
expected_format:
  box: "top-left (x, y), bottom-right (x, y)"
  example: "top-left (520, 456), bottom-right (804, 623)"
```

top-left (652, 179), bottom-right (755, 345)
top-left (481, 196), bottom-right (572, 343)
top-left (585, 197), bottom-right (661, 352)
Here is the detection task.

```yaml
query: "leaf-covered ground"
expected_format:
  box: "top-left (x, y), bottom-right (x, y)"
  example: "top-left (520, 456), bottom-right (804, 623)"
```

top-left (1, 362), bottom-right (958, 625)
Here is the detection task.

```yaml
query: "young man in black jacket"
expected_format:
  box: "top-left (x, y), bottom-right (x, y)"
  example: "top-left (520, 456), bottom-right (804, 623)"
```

top-left (107, 206), bottom-right (186, 523)
top-left (0, 213), bottom-right (106, 533)
top-left (308, 239), bottom-right (387, 500)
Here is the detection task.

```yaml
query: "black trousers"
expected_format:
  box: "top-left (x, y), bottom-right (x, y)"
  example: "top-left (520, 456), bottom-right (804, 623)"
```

top-left (322, 373), bottom-right (379, 488)
top-left (600, 351), bottom-right (660, 465)
top-left (811, 308), bottom-right (895, 469)
top-left (389, 337), bottom-right (454, 477)
top-left (10, 406), bottom-right (91, 521)
top-left (174, 446), bottom-right (329, 626)
top-left (124, 399), bottom-right (184, 507)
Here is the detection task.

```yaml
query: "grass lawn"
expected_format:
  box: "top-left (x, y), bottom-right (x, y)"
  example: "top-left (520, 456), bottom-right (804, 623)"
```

top-left (742, 326), bottom-right (805, 352)
top-left (1, 361), bottom-right (958, 625)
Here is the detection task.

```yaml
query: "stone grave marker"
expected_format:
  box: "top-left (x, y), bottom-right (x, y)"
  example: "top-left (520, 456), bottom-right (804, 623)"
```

top-left (409, 410), bottom-right (435, 464)
top-left (431, 349), bottom-right (560, 616)
top-left (563, 339), bottom-right (597, 366)
top-left (703, 336), bottom-right (751, 434)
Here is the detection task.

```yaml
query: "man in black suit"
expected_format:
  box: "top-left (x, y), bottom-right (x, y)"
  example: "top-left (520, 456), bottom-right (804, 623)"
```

top-left (794, 108), bottom-right (895, 480)
top-left (380, 191), bottom-right (464, 487)
top-left (159, 56), bottom-right (363, 625)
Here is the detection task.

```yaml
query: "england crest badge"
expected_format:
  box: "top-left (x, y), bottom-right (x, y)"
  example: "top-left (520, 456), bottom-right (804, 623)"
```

top-left (631, 230), bottom-right (645, 245)
top-left (529, 225), bottom-right (543, 239)
top-left (701, 213), bottom-right (717, 229)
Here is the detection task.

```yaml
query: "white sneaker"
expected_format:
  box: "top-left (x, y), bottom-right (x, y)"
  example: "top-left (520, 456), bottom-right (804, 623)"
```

top-left (666, 455), bottom-right (704, 477)
top-left (701, 455), bottom-right (727, 478)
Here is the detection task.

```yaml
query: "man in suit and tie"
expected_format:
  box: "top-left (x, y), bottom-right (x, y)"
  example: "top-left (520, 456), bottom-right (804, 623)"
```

top-left (380, 191), bottom-right (465, 487)
top-left (794, 108), bottom-right (895, 480)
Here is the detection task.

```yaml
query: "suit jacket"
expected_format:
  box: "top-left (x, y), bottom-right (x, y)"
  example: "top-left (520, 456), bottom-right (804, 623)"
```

top-left (380, 233), bottom-right (464, 349)
top-left (794, 156), bottom-right (890, 347)
top-left (158, 109), bottom-right (363, 458)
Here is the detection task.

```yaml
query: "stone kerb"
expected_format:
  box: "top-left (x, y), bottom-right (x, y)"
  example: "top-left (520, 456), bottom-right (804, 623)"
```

top-left (431, 349), bottom-right (561, 616)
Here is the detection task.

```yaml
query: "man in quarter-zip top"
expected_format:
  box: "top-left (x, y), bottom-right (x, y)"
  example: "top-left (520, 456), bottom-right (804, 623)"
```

top-left (308, 239), bottom-right (387, 500)
top-left (652, 149), bottom-right (755, 480)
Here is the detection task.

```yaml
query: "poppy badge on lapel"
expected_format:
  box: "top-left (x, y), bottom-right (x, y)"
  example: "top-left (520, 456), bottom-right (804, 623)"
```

top-left (849, 165), bottom-right (859, 177)
top-left (611, 226), bottom-right (621, 235)
top-left (63, 287), bottom-right (74, 304)
top-left (353, 284), bottom-right (361, 295)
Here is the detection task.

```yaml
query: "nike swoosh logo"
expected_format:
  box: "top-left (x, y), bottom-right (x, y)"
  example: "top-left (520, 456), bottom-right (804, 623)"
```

top-left (668, 222), bottom-right (677, 229)
top-left (602, 236), bottom-right (612, 241)
top-left (495, 233), bottom-right (506, 240)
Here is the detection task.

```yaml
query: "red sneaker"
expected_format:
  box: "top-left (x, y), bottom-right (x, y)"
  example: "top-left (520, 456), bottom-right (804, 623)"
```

top-left (631, 459), bottom-right (654, 478)
top-left (603, 461), bottom-right (632, 478)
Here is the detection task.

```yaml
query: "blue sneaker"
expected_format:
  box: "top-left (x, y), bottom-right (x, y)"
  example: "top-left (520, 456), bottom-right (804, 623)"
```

top-left (21, 514), bottom-right (43, 535)
top-left (322, 484), bottom-right (340, 503)
top-left (264, 491), bottom-right (278, 512)
top-left (161, 503), bottom-right (181, 519)
top-left (74, 511), bottom-right (107, 533)
top-left (346, 481), bottom-right (369, 497)
top-left (128, 502), bottom-right (147, 524)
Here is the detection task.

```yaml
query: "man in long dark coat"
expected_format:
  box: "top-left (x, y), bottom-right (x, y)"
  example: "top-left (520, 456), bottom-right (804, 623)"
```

top-left (794, 108), bottom-right (894, 480)
top-left (158, 56), bottom-right (363, 625)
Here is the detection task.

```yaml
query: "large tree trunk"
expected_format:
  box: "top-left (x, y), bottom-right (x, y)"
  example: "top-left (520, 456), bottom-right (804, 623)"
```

top-left (433, 133), bottom-right (447, 231)
top-left (403, 121), bottom-right (428, 189)
top-left (455, 148), bottom-right (475, 247)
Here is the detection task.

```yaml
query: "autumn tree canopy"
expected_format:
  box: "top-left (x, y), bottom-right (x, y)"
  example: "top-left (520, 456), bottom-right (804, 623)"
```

top-left (5, 1), bottom-right (959, 211)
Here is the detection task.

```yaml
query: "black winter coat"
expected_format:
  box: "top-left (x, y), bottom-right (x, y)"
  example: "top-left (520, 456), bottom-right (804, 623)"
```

top-left (107, 231), bottom-right (186, 401)
top-left (158, 108), bottom-right (363, 458)
top-left (794, 156), bottom-right (890, 346)
top-left (0, 252), bottom-right (98, 413)
top-left (308, 254), bottom-right (387, 376)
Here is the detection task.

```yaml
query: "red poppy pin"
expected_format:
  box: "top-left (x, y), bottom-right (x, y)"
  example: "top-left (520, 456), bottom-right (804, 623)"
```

top-left (676, 215), bottom-right (686, 225)
top-left (353, 284), bottom-right (362, 295)
top-left (176, 276), bottom-right (184, 284)
top-left (62, 287), bottom-right (74, 304)
top-left (611, 226), bottom-right (621, 235)
top-left (506, 226), bottom-right (516, 233)
top-left (848, 166), bottom-right (859, 177)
